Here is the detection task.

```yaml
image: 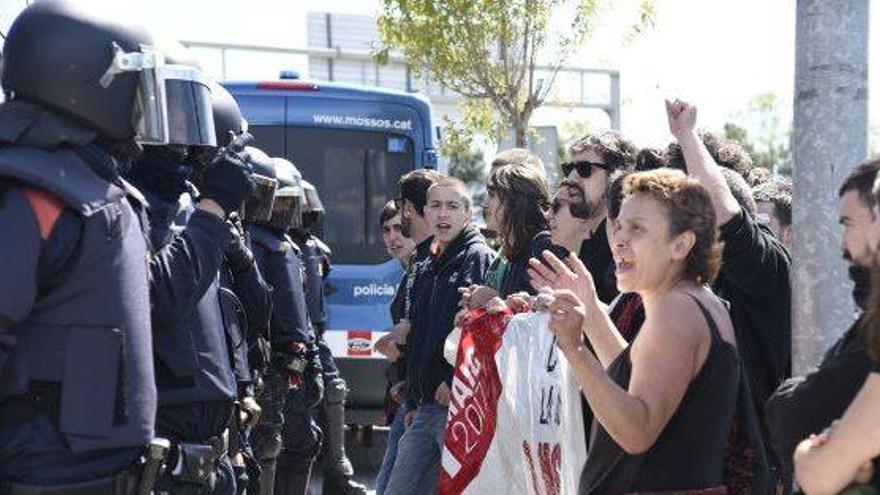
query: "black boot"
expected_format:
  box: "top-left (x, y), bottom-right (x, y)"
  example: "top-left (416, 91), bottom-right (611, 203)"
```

top-left (258, 459), bottom-right (277, 495)
top-left (322, 473), bottom-right (368, 495)
top-left (319, 378), bottom-right (367, 495)
top-left (274, 454), bottom-right (313, 495)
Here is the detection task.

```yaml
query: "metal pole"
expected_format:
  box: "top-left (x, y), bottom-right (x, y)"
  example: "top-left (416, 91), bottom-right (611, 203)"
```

top-left (608, 73), bottom-right (621, 130)
top-left (792, 0), bottom-right (869, 373)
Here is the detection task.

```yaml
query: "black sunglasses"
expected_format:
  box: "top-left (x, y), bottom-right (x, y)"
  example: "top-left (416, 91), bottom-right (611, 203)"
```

top-left (561, 160), bottom-right (609, 179)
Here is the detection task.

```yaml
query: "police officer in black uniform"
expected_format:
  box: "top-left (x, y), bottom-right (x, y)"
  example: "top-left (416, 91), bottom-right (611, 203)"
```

top-left (249, 156), bottom-right (324, 495)
top-left (199, 85), bottom-right (276, 495)
top-left (0, 2), bottom-right (166, 492)
top-left (292, 180), bottom-right (368, 495)
top-left (122, 39), bottom-right (256, 495)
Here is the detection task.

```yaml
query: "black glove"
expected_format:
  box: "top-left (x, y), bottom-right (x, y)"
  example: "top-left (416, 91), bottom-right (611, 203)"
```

top-left (199, 150), bottom-right (255, 216)
top-left (302, 344), bottom-right (324, 409)
top-left (225, 221), bottom-right (256, 274)
top-left (226, 131), bottom-right (254, 153)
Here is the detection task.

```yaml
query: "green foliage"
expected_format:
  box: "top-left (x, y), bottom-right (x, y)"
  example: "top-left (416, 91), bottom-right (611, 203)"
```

top-left (377, 0), bottom-right (654, 147)
top-left (722, 92), bottom-right (792, 175)
top-left (446, 147), bottom-right (487, 187)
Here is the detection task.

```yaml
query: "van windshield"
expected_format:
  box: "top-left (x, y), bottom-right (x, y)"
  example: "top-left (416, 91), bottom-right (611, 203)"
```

top-left (246, 125), bottom-right (414, 264)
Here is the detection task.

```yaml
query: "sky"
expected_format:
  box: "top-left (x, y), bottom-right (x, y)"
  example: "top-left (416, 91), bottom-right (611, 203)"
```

top-left (0, 0), bottom-right (872, 149)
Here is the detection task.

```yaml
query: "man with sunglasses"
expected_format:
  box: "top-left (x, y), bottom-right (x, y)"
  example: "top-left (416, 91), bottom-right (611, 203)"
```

top-left (559, 130), bottom-right (638, 303)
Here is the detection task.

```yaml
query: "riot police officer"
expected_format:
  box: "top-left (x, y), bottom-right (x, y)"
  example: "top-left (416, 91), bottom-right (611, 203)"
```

top-left (249, 156), bottom-right (324, 495)
top-left (0, 1), bottom-right (165, 492)
top-left (291, 181), bottom-right (368, 495)
top-left (123, 39), bottom-right (257, 494)
top-left (203, 85), bottom-right (275, 495)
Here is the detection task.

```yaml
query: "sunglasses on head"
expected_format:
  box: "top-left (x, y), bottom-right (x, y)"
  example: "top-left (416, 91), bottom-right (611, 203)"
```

top-left (561, 160), bottom-right (609, 179)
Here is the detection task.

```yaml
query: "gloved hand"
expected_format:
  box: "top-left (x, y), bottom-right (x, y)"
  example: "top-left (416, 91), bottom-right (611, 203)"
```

top-left (225, 220), bottom-right (256, 273)
top-left (239, 396), bottom-right (262, 428)
top-left (226, 131), bottom-right (254, 153)
top-left (272, 342), bottom-right (309, 388)
top-left (302, 343), bottom-right (324, 408)
top-left (199, 149), bottom-right (255, 217)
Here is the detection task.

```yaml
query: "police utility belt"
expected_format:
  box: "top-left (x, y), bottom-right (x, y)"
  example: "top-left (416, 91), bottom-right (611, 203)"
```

top-left (168, 429), bottom-right (230, 486)
top-left (0, 438), bottom-right (171, 495)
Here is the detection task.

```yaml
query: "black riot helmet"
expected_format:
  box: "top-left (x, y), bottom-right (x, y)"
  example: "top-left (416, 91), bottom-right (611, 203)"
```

top-left (210, 82), bottom-right (246, 148)
top-left (2, 1), bottom-right (215, 146)
top-left (188, 82), bottom-right (249, 168)
top-left (301, 179), bottom-right (324, 231)
top-left (240, 146), bottom-right (277, 224)
top-left (269, 157), bottom-right (304, 232)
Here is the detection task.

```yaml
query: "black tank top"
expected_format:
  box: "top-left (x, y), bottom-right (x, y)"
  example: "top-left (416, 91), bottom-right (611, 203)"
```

top-left (579, 294), bottom-right (741, 494)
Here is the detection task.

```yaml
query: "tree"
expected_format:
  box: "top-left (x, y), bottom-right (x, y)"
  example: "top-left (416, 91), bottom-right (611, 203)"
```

top-left (376, 0), bottom-right (655, 148)
top-left (722, 92), bottom-right (792, 175)
top-left (446, 147), bottom-right (487, 187)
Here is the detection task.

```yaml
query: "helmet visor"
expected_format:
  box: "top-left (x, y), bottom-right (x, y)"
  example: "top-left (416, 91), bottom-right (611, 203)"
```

top-left (162, 65), bottom-right (216, 146)
top-left (303, 184), bottom-right (324, 214)
top-left (241, 174), bottom-right (278, 224)
top-left (269, 187), bottom-right (303, 231)
top-left (101, 44), bottom-right (217, 147)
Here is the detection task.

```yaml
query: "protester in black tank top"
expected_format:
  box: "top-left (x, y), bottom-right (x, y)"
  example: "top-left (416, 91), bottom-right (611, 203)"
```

top-left (530, 168), bottom-right (740, 494)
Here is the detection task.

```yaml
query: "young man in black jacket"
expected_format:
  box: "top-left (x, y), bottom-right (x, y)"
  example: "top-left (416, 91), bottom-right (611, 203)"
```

top-left (383, 177), bottom-right (496, 495)
top-left (374, 170), bottom-right (440, 495)
top-left (765, 160), bottom-right (880, 487)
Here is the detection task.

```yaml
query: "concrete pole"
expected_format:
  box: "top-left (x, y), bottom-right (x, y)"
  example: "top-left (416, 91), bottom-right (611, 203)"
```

top-left (792, 0), bottom-right (869, 374)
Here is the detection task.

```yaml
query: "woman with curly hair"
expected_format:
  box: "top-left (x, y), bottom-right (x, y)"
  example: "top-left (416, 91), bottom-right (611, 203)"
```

top-left (532, 168), bottom-right (740, 493)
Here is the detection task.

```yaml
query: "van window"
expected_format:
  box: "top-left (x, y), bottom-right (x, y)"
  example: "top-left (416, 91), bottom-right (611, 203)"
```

top-left (285, 126), bottom-right (414, 264)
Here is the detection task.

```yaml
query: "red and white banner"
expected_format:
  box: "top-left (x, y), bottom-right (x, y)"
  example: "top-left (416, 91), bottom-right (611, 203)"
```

top-left (440, 310), bottom-right (586, 495)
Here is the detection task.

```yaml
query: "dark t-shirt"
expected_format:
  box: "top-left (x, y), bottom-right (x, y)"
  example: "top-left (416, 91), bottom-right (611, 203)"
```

top-left (765, 317), bottom-right (873, 477)
top-left (712, 210), bottom-right (791, 410)
top-left (578, 219), bottom-right (618, 304)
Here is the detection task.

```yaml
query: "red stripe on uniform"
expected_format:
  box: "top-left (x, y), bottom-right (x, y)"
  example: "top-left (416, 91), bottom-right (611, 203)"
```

top-left (22, 187), bottom-right (65, 240)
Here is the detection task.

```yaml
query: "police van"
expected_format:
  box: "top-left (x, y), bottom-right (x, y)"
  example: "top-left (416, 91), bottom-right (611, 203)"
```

top-left (224, 77), bottom-right (438, 425)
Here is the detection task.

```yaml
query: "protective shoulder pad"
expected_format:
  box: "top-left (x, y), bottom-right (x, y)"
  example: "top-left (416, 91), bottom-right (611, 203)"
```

top-left (248, 224), bottom-right (285, 253)
top-left (0, 146), bottom-right (123, 216)
top-left (313, 237), bottom-right (332, 258)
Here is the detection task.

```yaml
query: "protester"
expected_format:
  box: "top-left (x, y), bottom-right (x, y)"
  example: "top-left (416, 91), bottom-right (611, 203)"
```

top-left (604, 171), bottom-right (646, 343)
top-left (383, 177), bottom-right (495, 495)
top-left (460, 161), bottom-right (552, 317)
top-left (534, 168), bottom-right (739, 493)
top-left (374, 170), bottom-right (441, 495)
top-left (753, 176), bottom-right (793, 248)
top-left (766, 160), bottom-right (880, 488)
top-left (375, 200), bottom-right (416, 407)
top-left (665, 100), bottom-right (792, 416)
top-left (547, 181), bottom-right (595, 256)
top-left (562, 130), bottom-right (637, 304)
top-left (792, 168), bottom-right (880, 493)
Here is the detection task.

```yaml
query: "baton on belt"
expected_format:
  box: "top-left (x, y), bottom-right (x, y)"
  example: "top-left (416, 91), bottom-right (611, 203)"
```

top-left (138, 437), bottom-right (171, 495)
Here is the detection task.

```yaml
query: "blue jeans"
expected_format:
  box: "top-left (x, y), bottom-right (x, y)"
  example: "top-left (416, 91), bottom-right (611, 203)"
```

top-left (375, 402), bottom-right (409, 495)
top-left (383, 403), bottom-right (448, 495)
